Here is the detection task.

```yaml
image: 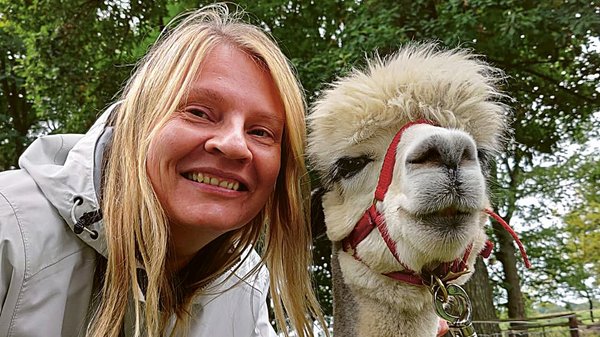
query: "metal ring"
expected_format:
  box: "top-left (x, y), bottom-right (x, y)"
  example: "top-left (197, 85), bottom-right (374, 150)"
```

top-left (433, 284), bottom-right (473, 326)
top-left (431, 275), bottom-right (449, 303)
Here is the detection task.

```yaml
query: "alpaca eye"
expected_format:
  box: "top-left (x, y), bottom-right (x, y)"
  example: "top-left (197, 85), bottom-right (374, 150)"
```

top-left (334, 156), bottom-right (373, 180)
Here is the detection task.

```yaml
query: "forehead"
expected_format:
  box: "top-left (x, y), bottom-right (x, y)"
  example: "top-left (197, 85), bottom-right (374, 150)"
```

top-left (186, 44), bottom-right (284, 116)
top-left (194, 44), bottom-right (270, 87)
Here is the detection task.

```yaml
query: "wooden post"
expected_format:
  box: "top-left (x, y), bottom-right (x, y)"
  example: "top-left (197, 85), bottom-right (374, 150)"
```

top-left (568, 315), bottom-right (579, 337)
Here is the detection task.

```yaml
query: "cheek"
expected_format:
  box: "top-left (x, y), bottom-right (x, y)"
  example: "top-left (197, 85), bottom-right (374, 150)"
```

top-left (149, 125), bottom-right (179, 158)
top-left (145, 127), bottom-right (180, 195)
top-left (266, 156), bottom-right (282, 189)
top-left (259, 148), bottom-right (283, 186)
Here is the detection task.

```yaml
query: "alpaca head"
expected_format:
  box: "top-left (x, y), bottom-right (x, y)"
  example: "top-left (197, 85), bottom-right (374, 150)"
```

top-left (308, 44), bottom-right (508, 295)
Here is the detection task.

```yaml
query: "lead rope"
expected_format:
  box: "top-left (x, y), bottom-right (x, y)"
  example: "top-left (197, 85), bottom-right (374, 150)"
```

top-left (484, 209), bottom-right (532, 268)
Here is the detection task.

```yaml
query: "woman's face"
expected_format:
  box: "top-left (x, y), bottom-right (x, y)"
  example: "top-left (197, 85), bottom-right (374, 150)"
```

top-left (146, 44), bottom-right (285, 258)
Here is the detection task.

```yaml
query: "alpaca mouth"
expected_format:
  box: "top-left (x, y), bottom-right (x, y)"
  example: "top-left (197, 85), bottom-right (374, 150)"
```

top-left (412, 206), bottom-right (473, 218)
top-left (416, 207), bottom-right (476, 231)
top-left (433, 207), bottom-right (471, 218)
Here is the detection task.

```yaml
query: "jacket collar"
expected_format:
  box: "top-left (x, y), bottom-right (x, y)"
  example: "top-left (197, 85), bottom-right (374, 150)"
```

top-left (19, 103), bottom-right (119, 257)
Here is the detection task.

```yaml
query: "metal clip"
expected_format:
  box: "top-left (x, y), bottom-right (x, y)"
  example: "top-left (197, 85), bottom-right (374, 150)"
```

top-left (430, 276), bottom-right (477, 337)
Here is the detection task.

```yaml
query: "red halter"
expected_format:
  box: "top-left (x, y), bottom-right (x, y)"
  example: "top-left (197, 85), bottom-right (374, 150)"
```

top-left (341, 119), bottom-right (530, 287)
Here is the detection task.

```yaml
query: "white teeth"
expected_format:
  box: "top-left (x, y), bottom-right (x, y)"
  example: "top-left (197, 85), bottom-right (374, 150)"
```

top-left (186, 172), bottom-right (241, 191)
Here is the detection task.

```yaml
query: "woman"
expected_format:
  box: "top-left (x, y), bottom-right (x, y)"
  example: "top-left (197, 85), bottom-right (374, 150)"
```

top-left (0, 4), bottom-right (325, 337)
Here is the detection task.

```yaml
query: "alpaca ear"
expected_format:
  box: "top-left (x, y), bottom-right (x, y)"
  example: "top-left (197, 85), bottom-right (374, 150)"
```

top-left (311, 186), bottom-right (327, 239)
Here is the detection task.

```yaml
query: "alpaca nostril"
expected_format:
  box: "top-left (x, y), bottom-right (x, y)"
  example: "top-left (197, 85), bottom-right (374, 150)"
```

top-left (407, 135), bottom-right (455, 169)
top-left (407, 147), bottom-right (443, 166)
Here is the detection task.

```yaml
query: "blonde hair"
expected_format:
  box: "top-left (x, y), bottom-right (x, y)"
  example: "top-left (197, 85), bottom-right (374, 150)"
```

top-left (92, 4), bottom-right (326, 337)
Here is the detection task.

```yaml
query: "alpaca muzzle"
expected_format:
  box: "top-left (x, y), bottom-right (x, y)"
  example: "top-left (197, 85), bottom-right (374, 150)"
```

top-left (341, 119), bottom-right (531, 287)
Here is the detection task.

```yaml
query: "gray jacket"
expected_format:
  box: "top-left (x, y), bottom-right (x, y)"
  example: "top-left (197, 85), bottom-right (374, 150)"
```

top-left (0, 105), bottom-right (277, 337)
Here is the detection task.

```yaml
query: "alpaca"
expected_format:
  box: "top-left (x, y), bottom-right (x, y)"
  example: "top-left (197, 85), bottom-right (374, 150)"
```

top-left (307, 44), bottom-right (515, 337)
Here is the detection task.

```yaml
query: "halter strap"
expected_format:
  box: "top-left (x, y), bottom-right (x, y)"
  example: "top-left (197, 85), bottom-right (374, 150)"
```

top-left (374, 119), bottom-right (436, 201)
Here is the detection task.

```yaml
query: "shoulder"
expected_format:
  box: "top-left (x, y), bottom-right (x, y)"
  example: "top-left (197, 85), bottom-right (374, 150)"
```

top-left (0, 169), bottom-right (96, 335)
top-left (0, 169), bottom-right (92, 278)
top-left (0, 170), bottom-right (29, 281)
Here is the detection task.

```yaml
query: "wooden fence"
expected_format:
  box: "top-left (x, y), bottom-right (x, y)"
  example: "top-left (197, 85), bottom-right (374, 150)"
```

top-left (464, 312), bottom-right (600, 337)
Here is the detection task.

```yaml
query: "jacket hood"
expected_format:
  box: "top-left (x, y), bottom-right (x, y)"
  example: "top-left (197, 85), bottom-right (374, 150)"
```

top-left (19, 104), bottom-right (118, 256)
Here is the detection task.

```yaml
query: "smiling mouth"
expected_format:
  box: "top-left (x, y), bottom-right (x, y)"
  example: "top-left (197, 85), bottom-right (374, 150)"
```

top-left (183, 172), bottom-right (246, 191)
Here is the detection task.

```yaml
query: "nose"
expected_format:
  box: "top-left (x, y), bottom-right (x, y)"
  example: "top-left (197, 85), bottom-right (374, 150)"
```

top-left (204, 123), bottom-right (253, 162)
top-left (406, 131), bottom-right (477, 171)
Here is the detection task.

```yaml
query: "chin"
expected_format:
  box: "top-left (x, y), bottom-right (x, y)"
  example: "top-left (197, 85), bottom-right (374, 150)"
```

top-left (400, 218), bottom-right (481, 260)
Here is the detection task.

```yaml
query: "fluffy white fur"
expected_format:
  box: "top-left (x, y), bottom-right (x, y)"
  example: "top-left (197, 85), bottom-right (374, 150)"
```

top-left (307, 44), bottom-right (509, 337)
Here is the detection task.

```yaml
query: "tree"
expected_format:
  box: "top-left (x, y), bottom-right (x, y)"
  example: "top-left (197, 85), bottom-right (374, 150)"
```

top-left (0, 0), bottom-right (170, 169)
top-left (563, 156), bottom-right (600, 322)
top-left (0, 21), bottom-right (33, 170)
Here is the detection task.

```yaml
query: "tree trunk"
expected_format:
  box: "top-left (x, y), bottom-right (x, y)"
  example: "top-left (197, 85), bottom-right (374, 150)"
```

top-left (492, 214), bottom-right (528, 336)
top-left (493, 215), bottom-right (526, 318)
top-left (488, 153), bottom-right (528, 332)
top-left (463, 257), bottom-right (502, 336)
top-left (587, 294), bottom-right (595, 323)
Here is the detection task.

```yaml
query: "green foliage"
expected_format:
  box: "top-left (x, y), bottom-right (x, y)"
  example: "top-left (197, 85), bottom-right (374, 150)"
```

top-left (563, 159), bottom-right (600, 289)
top-left (566, 201), bottom-right (600, 275)
top-left (0, 0), bottom-right (169, 135)
top-left (0, 19), bottom-right (32, 170)
top-left (509, 128), bottom-right (600, 306)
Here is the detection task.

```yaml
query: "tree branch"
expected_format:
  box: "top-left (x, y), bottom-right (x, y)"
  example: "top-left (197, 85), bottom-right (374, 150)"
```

top-left (490, 58), bottom-right (599, 103)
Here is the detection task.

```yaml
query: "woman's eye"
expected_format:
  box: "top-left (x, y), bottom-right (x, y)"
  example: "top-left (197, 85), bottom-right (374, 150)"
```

top-left (185, 107), bottom-right (209, 119)
top-left (249, 128), bottom-right (271, 138)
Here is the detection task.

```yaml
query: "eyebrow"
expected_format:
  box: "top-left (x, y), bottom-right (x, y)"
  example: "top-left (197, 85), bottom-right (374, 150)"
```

top-left (185, 87), bottom-right (226, 104)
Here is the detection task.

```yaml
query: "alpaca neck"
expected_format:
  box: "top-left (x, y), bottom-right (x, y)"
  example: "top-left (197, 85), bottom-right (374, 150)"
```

top-left (357, 294), bottom-right (439, 337)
